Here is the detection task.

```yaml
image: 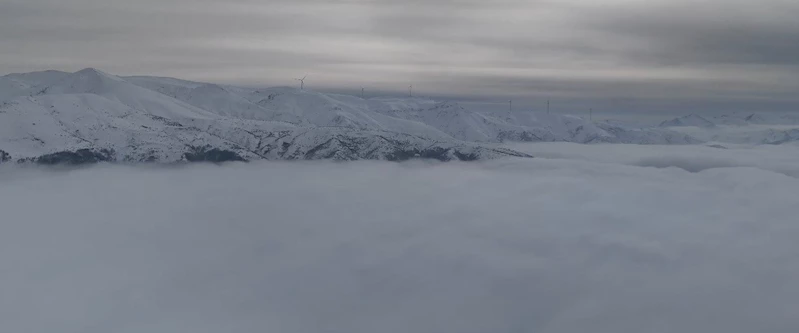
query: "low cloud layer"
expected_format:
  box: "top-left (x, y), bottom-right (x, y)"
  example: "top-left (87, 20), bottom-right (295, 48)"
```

top-left (1, 0), bottom-right (798, 112)
top-left (3, 143), bottom-right (799, 332)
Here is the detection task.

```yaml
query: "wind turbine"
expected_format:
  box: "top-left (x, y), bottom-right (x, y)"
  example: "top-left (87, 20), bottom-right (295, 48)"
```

top-left (295, 75), bottom-right (307, 90)
top-left (509, 100), bottom-right (512, 112)
top-left (547, 98), bottom-right (550, 114)
top-left (409, 85), bottom-right (413, 98)
top-left (361, 87), bottom-right (365, 99)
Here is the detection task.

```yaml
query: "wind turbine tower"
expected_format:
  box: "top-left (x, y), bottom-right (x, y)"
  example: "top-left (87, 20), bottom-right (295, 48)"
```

top-left (409, 85), bottom-right (413, 98)
top-left (295, 75), bottom-right (307, 90)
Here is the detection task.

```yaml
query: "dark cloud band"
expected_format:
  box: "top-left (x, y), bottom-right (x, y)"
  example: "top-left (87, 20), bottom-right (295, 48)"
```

top-left (1, 0), bottom-right (798, 113)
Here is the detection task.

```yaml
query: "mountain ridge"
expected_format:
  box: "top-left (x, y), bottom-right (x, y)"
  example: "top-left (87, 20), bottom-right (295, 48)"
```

top-left (0, 68), bottom-right (709, 165)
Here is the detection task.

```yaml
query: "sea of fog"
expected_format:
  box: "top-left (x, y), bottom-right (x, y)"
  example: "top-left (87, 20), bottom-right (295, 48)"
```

top-left (2, 143), bottom-right (799, 332)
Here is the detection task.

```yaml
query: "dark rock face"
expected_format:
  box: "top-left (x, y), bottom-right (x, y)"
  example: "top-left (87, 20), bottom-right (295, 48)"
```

top-left (34, 149), bottom-right (115, 165)
top-left (297, 135), bottom-right (479, 162)
top-left (149, 115), bottom-right (183, 127)
top-left (184, 146), bottom-right (246, 163)
top-left (291, 134), bottom-right (531, 162)
top-left (498, 130), bottom-right (546, 143)
top-left (0, 150), bottom-right (9, 163)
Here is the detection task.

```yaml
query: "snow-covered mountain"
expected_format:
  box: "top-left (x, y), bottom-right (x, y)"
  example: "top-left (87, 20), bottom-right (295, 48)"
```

top-left (656, 112), bottom-right (799, 145)
top-left (1, 68), bottom-right (702, 164)
top-left (664, 124), bottom-right (799, 145)
top-left (126, 75), bottom-right (699, 145)
top-left (664, 112), bottom-right (799, 127)
top-left (660, 114), bottom-right (716, 128)
top-left (711, 112), bottom-right (799, 126)
top-left (0, 70), bottom-right (69, 101)
top-left (0, 69), bottom-right (533, 164)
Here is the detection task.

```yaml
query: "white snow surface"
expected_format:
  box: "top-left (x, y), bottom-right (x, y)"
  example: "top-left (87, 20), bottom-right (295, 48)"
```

top-left (3, 143), bottom-right (799, 332)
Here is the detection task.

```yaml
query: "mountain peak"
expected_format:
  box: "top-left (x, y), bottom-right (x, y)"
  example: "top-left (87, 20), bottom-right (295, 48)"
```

top-left (75, 67), bottom-right (104, 74)
top-left (194, 83), bottom-right (227, 93)
top-left (660, 114), bottom-right (716, 128)
top-left (74, 67), bottom-right (118, 79)
top-left (36, 68), bottom-right (125, 95)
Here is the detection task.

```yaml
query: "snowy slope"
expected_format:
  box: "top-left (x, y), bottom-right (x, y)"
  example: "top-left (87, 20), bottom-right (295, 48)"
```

top-left (370, 99), bottom-right (509, 142)
top-left (596, 121), bottom-right (703, 144)
top-left (0, 94), bottom-right (529, 164)
top-left (0, 78), bottom-right (28, 102)
top-left (0, 94), bottom-right (253, 162)
top-left (241, 88), bottom-right (457, 140)
top-left (0, 70), bottom-right (69, 101)
top-left (38, 68), bottom-right (220, 120)
top-left (665, 124), bottom-right (799, 145)
top-left (654, 112), bottom-right (799, 145)
top-left (3, 70), bottom-right (70, 87)
top-left (369, 98), bottom-right (698, 144)
top-left (129, 76), bottom-right (699, 145)
top-left (125, 76), bottom-right (298, 123)
top-left (711, 112), bottom-right (799, 126)
top-left (127, 78), bottom-right (458, 140)
top-left (506, 113), bottom-right (616, 143)
top-left (667, 112), bottom-right (799, 127)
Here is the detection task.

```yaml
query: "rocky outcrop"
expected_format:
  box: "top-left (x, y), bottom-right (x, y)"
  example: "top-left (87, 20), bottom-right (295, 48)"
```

top-left (0, 149), bottom-right (10, 163)
top-left (31, 149), bottom-right (115, 165)
top-left (184, 146), bottom-right (246, 163)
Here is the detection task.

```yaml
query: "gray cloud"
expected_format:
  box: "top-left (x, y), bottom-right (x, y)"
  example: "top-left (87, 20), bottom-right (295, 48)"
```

top-left (580, 0), bottom-right (799, 67)
top-left (1, 0), bottom-right (798, 113)
top-left (4, 144), bottom-right (799, 332)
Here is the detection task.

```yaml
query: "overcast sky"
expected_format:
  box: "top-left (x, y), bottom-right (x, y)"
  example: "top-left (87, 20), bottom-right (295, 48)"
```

top-left (2, 0), bottom-right (799, 113)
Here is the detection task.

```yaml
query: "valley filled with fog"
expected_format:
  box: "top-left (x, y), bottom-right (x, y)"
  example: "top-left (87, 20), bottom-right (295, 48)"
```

top-left (5, 0), bottom-right (799, 330)
top-left (3, 142), bottom-right (799, 333)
